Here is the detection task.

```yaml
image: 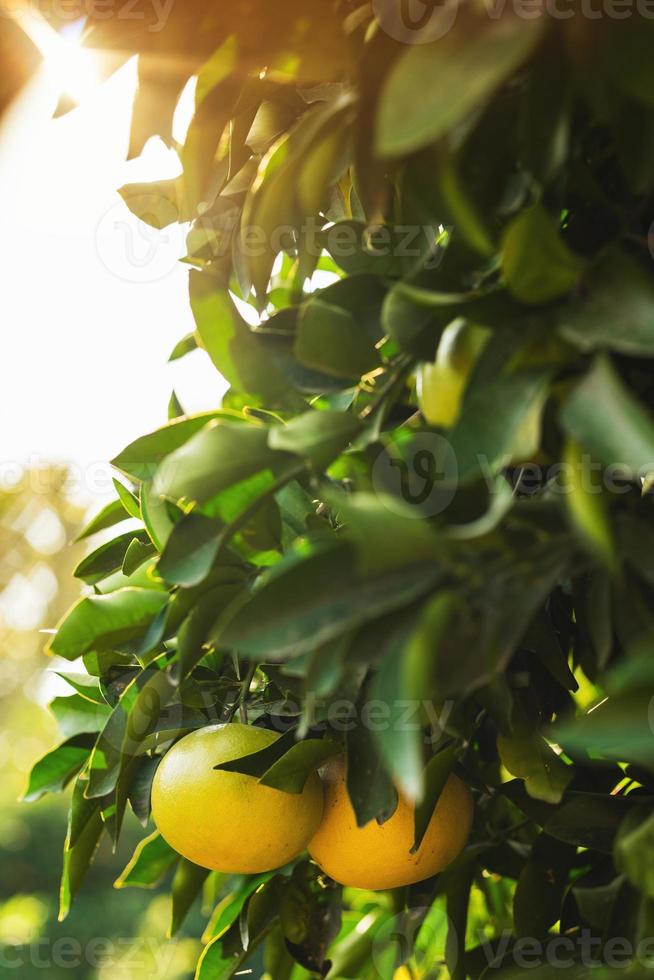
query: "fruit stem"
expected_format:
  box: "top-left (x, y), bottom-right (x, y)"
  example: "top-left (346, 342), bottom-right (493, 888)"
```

top-left (238, 661), bottom-right (257, 724)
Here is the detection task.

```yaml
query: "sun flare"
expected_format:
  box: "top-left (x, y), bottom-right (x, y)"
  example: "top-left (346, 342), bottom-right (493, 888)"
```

top-left (8, 6), bottom-right (100, 103)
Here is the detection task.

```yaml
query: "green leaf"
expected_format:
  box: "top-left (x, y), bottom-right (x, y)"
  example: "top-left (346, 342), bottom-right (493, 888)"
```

top-left (203, 873), bottom-right (275, 941)
top-left (115, 831), bottom-right (179, 889)
top-left (376, 10), bottom-right (545, 156)
top-left (140, 479), bottom-right (179, 551)
top-left (321, 220), bottom-right (433, 278)
top-left (22, 736), bottom-right (92, 803)
top-left (345, 686), bottom-right (398, 828)
top-left (122, 537), bottom-right (156, 576)
top-left (413, 746), bottom-right (456, 852)
top-left (370, 611), bottom-right (445, 803)
top-left (118, 178), bottom-right (180, 229)
top-left (449, 370), bottom-right (550, 482)
top-left (48, 589), bottom-right (168, 660)
top-left (502, 204), bottom-right (582, 304)
top-left (168, 390), bottom-right (185, 420)
top-left (169, 332), bottom-right (198, 362)
top-left (615, 808), bottom-right (654, 900)
top-left (176, 581), bottom-right (246, 679)
top-left (113, 479), bottom-right (141, 519)
top-left (562, 438), bottom-right (615, 569)
top-left (259, 739), bottom-right (341, 794)
top-left (50, 695), bottom-right (112, 738)
top-left (295, 299), bottom-right (380, 380)
top-left (558, 252), bottom-right (654, 356)
top-left (127, 755), bottom-right (160, 826)
top-left (513, 836), bottom-right (572, 939)
top-left (170, 860), bottom-right (210, 936)
top-left (153, 420), bottom-right (286, 506)
top-left (158, 512), bottom-right (226, 587)
top-left (498, 732), bottom-right (572, 804)
top-left (74, 531), bottom-right (150, 585)
top-left (604, 20), bottom-right (654, 108)
top-left (54, 671), bottom-right (104, 704)
top-left (220, 544), bottom-right (444, 660)
top-left (214, 729), bottom-right (297, 778)
top-left (560, 355), bottom-right (654, 479)
top-left (555, 685), bottom-right (654, 770)
top-left (445, 853), bottom-right (475, 980)
top-left (268, 411), bottom-right (361, 469)
top-left (322, 489), bottom-right (443, 573)
top-left (85, 668), bottom-right (176, 800)
top-left (191, 272), bottom-right (300, 408)
top-left (59, 776), bottom-right (104, 920)
top-left (76, 498), bottom-right (131, 541)
top-left (112, 412), bottom-right (225, 481)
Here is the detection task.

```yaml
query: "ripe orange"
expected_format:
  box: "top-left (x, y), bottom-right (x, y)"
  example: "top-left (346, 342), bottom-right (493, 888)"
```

top-left (308, 760), bottom-right (472, 890)
top-left (151, 724), bottom-right (323, 873)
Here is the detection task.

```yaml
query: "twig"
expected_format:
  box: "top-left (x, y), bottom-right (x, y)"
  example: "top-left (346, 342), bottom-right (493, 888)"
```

top-left (238, 662), bottom-right (258, 724)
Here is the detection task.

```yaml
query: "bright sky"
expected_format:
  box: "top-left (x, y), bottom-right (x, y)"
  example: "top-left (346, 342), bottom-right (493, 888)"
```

top-left (0, 48), bottom-right (226, 500)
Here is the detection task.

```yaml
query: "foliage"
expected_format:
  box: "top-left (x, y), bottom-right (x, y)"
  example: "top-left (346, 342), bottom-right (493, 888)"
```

top-left (30, 5), bottom-right (654, 979)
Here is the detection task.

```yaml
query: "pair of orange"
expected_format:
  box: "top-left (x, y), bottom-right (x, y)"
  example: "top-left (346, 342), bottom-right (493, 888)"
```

top-left (152, 724), bottom-right (472, 890)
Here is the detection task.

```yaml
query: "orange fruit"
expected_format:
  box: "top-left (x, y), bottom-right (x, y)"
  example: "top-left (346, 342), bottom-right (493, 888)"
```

top-left (151, 724), bottom-right (323, 873)
top-left (308, 760), bottom-right (472, 890)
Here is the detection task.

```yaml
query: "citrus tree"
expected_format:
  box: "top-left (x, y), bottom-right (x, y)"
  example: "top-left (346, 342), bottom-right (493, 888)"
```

top-left (28, 3), bottom-right (654, 978)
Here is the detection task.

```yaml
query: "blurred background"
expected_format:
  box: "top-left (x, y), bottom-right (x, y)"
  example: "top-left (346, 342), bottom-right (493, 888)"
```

top-left (0, 14), bottom-right (226, 977)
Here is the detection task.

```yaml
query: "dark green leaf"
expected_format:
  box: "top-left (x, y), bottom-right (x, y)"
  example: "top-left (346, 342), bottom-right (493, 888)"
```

top-left (377, 10), bottom-right (545, 156)
top-left (259, 739), bottom-right (340, 794)
top-left (170, 860), bottom-right (210, 936)
top-left (295, 299), bottom-right (380, 380)
top-left (559, 252), bottom-right (654, 357)
top-left (59, 776), bottom-right (104, 920)
top-left (220, 545), bottom-right (444, 660)
top-left (502, 204), bottom-right (582, 304)
top-left (413, 747), bottom-right (456, 852)
top-left (449, 370), bottom-right (550, 482)
top-left (560, 355), bottom-right (654, 479)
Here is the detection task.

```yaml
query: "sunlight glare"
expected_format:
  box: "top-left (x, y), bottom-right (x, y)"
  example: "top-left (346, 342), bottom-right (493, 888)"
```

top-left (12, 8), bottom-right (100, 104)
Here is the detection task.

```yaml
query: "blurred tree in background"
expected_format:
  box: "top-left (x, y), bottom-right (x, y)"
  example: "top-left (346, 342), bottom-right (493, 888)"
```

top-left (0, 471), bottom-right (201, 978)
